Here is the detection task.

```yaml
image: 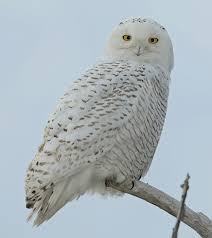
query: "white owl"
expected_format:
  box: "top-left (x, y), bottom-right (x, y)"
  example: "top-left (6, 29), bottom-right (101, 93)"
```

top-left (25, 17), bottom-right (174, 226)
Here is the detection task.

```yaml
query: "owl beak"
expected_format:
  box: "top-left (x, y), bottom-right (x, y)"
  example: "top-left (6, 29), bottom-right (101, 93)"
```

top-left (135, 46), bottom-right (144, 56)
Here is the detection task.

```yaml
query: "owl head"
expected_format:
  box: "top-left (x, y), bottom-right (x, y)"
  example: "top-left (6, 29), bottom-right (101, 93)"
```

top-left (105, 18), bottom-right (174, 72)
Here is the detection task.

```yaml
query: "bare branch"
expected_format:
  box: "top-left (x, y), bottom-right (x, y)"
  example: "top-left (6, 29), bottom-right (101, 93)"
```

top-left (109, 179), bottom-right (212, 238)
top-left (171, 174), bottom-right (190, 238)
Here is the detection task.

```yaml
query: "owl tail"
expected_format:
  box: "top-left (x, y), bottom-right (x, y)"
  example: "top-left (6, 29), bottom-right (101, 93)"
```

top-left (28, 166), bottom-right (96, 226)
top-left (29, 179), bottom-right (79, 226)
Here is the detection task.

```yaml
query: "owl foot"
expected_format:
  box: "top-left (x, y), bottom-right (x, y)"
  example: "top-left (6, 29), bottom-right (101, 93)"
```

top-left (105, 177), bottom-right (135, 191)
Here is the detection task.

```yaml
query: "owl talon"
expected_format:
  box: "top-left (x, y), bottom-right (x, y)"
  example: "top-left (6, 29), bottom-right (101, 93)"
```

top-left (130, 180), bottom-right (135, 190)
top-left (105, 179), bottom-right (111, 187)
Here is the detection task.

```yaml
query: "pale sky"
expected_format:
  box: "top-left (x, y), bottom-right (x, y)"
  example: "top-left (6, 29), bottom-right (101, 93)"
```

top-left (1, 1), bottom-right (212, 237)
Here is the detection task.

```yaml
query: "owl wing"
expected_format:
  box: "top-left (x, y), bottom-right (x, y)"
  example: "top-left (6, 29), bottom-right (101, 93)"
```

top-left (25, 60), bottom-right (167, 225)
top-left (40, 61), bottom-right (154, 181)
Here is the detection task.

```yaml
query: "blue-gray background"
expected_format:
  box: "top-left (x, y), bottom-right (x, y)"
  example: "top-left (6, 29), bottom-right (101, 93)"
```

top-left (1, 0), bottom-right (211, 237)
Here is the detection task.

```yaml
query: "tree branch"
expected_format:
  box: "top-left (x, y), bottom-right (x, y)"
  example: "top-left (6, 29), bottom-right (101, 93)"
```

top-left (171, 174), bottom-right (190, 238)
top-left (109, 180), bottom-right (212, 238)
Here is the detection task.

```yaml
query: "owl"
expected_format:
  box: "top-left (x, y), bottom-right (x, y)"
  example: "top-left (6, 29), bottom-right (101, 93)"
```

top-left (25, 17), bottom-right (174, 226)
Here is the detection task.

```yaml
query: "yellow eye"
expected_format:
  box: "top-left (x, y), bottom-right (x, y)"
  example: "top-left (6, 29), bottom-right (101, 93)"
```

top-left (148, 37), bottom-right (159, 44)
top-left (122, 35), bottom-right (132, 41)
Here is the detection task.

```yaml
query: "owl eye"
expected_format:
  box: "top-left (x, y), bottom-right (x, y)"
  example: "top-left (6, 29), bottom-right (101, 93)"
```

top-left (148, 37), bottom-right (159, 44)
top-left (122, 35), bottom-right (132, 41)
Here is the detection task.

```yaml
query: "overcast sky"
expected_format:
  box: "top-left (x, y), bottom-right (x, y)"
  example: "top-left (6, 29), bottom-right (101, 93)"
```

top-left (1, 0), bottom-right (212, 237)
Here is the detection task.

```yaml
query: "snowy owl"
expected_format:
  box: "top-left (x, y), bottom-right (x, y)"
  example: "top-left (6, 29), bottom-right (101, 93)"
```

top-left (25, 17), bottom-right (174, 226)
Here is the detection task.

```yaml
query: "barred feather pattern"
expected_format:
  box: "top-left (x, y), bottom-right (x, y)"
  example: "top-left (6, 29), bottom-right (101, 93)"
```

top-left (25, 60), bottom-right (170, 225)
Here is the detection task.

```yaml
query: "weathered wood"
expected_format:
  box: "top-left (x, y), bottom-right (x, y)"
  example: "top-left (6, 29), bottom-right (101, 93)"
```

top-left (110, 180), bottom-right (212, 238)
top-left (172, 174), bottom-right (190, 238)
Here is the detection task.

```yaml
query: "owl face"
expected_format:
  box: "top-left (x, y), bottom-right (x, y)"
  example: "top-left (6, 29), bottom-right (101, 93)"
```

top-left (105, 18), bottom-right (174, 71)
